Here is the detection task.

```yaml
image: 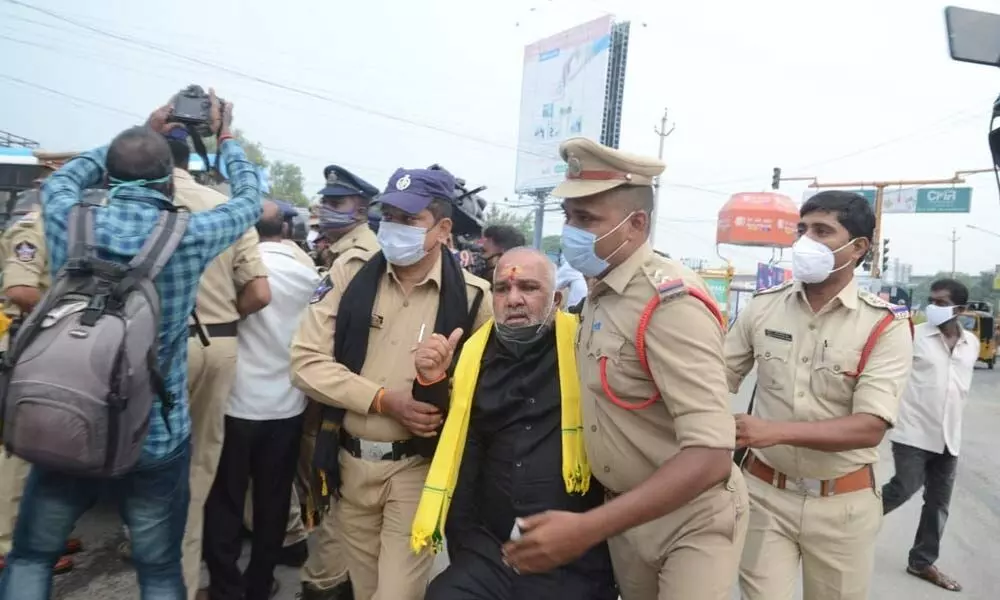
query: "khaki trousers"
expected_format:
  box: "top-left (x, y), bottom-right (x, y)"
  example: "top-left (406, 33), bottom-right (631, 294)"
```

top-left (0, 452), bottom-right (29, 555)
top-left (739, 474), bottom-right (882, 600)
top-left (181, 336), bottom-right (238, 600)
top-left (337, 449), bottom-right (433, 600)
top-left (609, 472), bottom-right (748, 600)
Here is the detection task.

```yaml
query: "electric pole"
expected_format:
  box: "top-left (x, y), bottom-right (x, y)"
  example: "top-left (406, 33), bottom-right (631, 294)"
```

top-left (650, 108), bottom-right (675, 248)
top-left (950, 227), bottom-right (959, 277)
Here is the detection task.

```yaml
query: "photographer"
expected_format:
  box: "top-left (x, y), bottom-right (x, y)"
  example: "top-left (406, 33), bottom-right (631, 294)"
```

top-left (0, 89), bottom-right (263, 599)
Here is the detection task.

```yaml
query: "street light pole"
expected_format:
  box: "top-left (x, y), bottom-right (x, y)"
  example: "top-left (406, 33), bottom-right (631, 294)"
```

top-left (950, 227), bottom-right (960, 277)
top-left (650, 108), bottom-right (675, 249)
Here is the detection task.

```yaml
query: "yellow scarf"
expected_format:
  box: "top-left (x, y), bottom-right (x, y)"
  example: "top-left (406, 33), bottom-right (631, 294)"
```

top-left (410, 311), bottom-right (589, 554)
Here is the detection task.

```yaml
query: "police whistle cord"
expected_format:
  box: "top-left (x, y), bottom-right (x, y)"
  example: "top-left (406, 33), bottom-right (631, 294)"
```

top-left (600, 280), bottom-right (725, 411)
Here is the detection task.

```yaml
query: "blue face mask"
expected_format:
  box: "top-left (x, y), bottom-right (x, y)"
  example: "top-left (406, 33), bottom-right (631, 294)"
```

top-left (317, 205), bottom-right (359, 230)
top-left (560, 212), bottom-right (634, 277)
top-left (377, 221), bottom-right (428, 266)
top-left (107, 175), bottom-right (172, 201)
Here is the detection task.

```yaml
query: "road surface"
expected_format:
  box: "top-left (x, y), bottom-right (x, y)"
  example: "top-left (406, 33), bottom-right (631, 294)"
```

top-left (49, 368), bottom-right (1000, 599)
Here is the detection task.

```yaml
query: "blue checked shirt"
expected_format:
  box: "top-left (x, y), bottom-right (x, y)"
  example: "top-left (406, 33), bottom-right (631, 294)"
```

top-left (41, 139), bottom-right (262, 460)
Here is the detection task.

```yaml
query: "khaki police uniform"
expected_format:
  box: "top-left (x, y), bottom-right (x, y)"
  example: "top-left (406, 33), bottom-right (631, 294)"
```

top-left (320, 224), bottom-right (378, 271)
top-left (173, 168), bottom-right (268, 599)
top-left (290, 247), bottom-right (492, 600)
top-left (0, 211), bottom-right (48, 556)
top-left (556, 138), bottom-right (748, 600)
top-left (282, 223), bottom-right (381, 595)
top-left (724, 278), bottom-right (913, 600)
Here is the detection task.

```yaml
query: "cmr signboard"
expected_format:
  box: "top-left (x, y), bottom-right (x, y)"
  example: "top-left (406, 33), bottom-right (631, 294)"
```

top-left (802, 187), bottom-right (973, 213)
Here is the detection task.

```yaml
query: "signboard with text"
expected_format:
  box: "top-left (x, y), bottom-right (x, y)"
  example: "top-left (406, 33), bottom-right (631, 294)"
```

top-left (802, 187), bottom-right (972, 213)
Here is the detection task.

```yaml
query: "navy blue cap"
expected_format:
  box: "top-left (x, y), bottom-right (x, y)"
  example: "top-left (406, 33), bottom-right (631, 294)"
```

top-left (273, 200), bottom-right (299, 219)
top-left (318, 165), bottom-right (379, 199)
top-left (378, 168), bottom-right (456, 215)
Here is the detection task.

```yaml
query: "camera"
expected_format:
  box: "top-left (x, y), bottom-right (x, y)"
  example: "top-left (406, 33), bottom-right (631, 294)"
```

top-left (169, 85), bottom-right (219, 136)
top-left (426, 163), bottom-right (488, 238)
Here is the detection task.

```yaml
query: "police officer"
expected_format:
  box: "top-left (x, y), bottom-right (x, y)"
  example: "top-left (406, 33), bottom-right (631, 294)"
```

top-left (165, 134), bottom-right (272, 600)
top-left (0, 154), bottom-right (93, 575)
top-left (724, 190), bottom-right (913, 600)
top-left (313, 165), bottom-right (380, 270)
top-left (503, 138), bottom-right (748, 600)
top-left (290, 168), bottom-right (492, 600)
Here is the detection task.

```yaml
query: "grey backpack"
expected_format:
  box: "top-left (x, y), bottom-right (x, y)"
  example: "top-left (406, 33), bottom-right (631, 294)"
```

top-left (0, 203), bottom-right (189, 477)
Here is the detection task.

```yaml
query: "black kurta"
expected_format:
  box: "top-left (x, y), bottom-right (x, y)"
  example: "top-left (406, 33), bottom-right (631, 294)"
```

top-left (426, 330), bottom-right (617, 600)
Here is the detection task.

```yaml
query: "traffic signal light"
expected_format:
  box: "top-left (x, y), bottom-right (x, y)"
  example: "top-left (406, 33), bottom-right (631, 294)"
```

top-left (771, 167), bottom-right (782, 190)
top-left (881, 238), bottom-right (890, 273)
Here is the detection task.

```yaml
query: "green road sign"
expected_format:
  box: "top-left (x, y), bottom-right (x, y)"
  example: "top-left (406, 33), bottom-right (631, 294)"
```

top-left (828, 187), bottom-right (973, 213)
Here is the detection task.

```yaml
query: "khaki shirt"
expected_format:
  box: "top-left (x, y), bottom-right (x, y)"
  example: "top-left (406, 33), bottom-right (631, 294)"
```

top-left (724, 278), bottom-right (913, 480)
top-left (320, 225), bottom-right (379, 268)
top-left (282, 239), bottom-right (317, 270)
top-left (173, 169), bottom-right (267, 324)
top-left (578, 243), bottom-right (735, 494)
top-left (290, 249), bottom-right (493, 442)
top-left (0, 212), bottom-right (49, 319)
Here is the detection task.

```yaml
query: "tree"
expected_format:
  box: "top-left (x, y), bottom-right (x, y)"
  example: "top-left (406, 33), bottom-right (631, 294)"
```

top-left (200, 130), bottom-right (309, 204)
top-left (270, 161), bottom-right (309, 207)
top-left (484, 204), bottom-right (533, 240)
top-left (541, 235), bottom-right (561, 255)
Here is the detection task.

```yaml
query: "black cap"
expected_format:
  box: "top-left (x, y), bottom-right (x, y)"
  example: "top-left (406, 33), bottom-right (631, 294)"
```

top-left (319, 165), bottom-right (379, 199)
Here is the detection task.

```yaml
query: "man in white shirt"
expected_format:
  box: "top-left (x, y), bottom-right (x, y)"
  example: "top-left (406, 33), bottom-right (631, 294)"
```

top-left (555, 258), bottom-right (587, 310)
top-left (882, 278), bottom-right (976, 593)
top-left (202, 201), bottom-right (321, 600)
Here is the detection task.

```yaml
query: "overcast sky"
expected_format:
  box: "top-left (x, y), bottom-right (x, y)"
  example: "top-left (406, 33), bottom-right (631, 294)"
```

top-left (2, 0), bottom-right (1000, 277)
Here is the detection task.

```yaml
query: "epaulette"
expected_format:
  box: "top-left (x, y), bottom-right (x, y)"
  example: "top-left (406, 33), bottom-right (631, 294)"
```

top-left (753, 279), bottom-right (794, 297)
top-left (655, 278), bottom-right (689, 304)
top-left (859, 291), bottom-right (910, 319)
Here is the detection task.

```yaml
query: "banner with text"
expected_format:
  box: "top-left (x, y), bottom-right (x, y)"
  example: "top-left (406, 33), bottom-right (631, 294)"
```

top-left (801, 187), bottom-right (972, 213)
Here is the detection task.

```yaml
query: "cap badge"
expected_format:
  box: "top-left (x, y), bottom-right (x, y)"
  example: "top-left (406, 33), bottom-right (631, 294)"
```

top-left (396, 174), bottom-right (412, 191)
top-left (326, 172), bottom-right (339, 185)
top-left (567, 156), bottom-right (582, 177)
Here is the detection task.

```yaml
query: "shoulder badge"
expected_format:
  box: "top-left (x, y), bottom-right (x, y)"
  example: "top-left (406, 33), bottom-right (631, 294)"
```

top-left (310, 275), bottom-right (333, 304)
top-left (14, 241), bottom-right (38, 262)
top-left (753, 279), bottom-right (794, 297)
top-left (655, 278), bottom-right (689, 304)
top-left (858, 290), bottom-right (909, 319)
top-left (889, 304), bottom-right (911, 320)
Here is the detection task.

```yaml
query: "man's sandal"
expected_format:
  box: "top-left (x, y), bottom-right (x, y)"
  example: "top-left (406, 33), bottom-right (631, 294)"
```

top-left (907, 565), bottom-right (962, 592)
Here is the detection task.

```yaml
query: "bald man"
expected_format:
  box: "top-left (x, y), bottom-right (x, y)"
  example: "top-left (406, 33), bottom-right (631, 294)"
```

top-left (417, 248), bottom-right (617, 600)
top-left (203, 199), bottom-right (320, 600)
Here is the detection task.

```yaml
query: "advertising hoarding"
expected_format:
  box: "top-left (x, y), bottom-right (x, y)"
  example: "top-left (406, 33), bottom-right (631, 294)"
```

top-left (514, 16), bottom-right (614, 193)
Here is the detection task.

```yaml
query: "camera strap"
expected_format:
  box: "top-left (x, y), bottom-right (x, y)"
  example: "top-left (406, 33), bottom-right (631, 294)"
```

top-left (185, 124), bottom-right (223, 184)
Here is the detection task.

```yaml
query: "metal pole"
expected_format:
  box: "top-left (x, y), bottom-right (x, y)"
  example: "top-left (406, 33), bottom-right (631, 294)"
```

top-left (950, 227), bottom-right (959, 276)
top-left (651, 108), bottom-right (674, 249)
top-left (532, 190), bottom-right (545, 250)
top-left (871, 184), bottom-right (886, 279)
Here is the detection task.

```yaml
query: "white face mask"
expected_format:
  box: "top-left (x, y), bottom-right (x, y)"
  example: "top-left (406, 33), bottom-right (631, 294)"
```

top-left (925, 304), bottom-right (957, 327)
top-left (791, 235), bottom-right (858, 284)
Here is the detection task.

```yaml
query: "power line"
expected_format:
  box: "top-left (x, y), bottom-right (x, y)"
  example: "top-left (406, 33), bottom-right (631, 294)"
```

top-left (2, 0), bottom-right (560, 162)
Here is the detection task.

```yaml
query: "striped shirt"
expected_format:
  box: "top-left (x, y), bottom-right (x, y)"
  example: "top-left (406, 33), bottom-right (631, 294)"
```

top-left (41, 139), bottom-right (262, 460)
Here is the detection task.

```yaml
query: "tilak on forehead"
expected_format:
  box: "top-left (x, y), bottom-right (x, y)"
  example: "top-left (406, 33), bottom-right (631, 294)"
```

top-left (497, 263), bottom-right (521, 282)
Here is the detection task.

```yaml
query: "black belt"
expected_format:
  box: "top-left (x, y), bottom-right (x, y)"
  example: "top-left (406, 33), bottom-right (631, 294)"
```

top-left (339, 429), bottom-right (418, 461)
top-left (189, 320), bottom-right (238, 339)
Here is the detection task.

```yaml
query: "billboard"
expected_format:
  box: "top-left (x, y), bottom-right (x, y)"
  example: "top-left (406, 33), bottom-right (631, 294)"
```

top-left (515, 16), bottom-right (614, 193)
top-left (756, 262), bottom-right (791, 290)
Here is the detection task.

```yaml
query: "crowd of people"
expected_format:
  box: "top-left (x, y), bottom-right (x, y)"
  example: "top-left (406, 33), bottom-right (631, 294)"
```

top-left (0, 88), bottom-right (978, 600)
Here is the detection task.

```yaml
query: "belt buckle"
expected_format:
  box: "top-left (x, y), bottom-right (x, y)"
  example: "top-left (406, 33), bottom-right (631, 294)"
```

top-left (793, 477), bottom-right (822, 497)
top-left (358, 440), bottom-right (392, 461)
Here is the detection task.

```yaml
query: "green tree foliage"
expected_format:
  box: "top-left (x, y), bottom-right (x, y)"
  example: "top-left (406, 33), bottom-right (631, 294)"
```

top-left (541, 235), bottom-right (561, 255)
top-left (909, 270), bottom-right (1000, 312)
top-left (484, 204), bottom-right (533, 240)
top-left (201, 130), bottom-right (306, 204)
top-left (270, 161), bottom-right (309, 207)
